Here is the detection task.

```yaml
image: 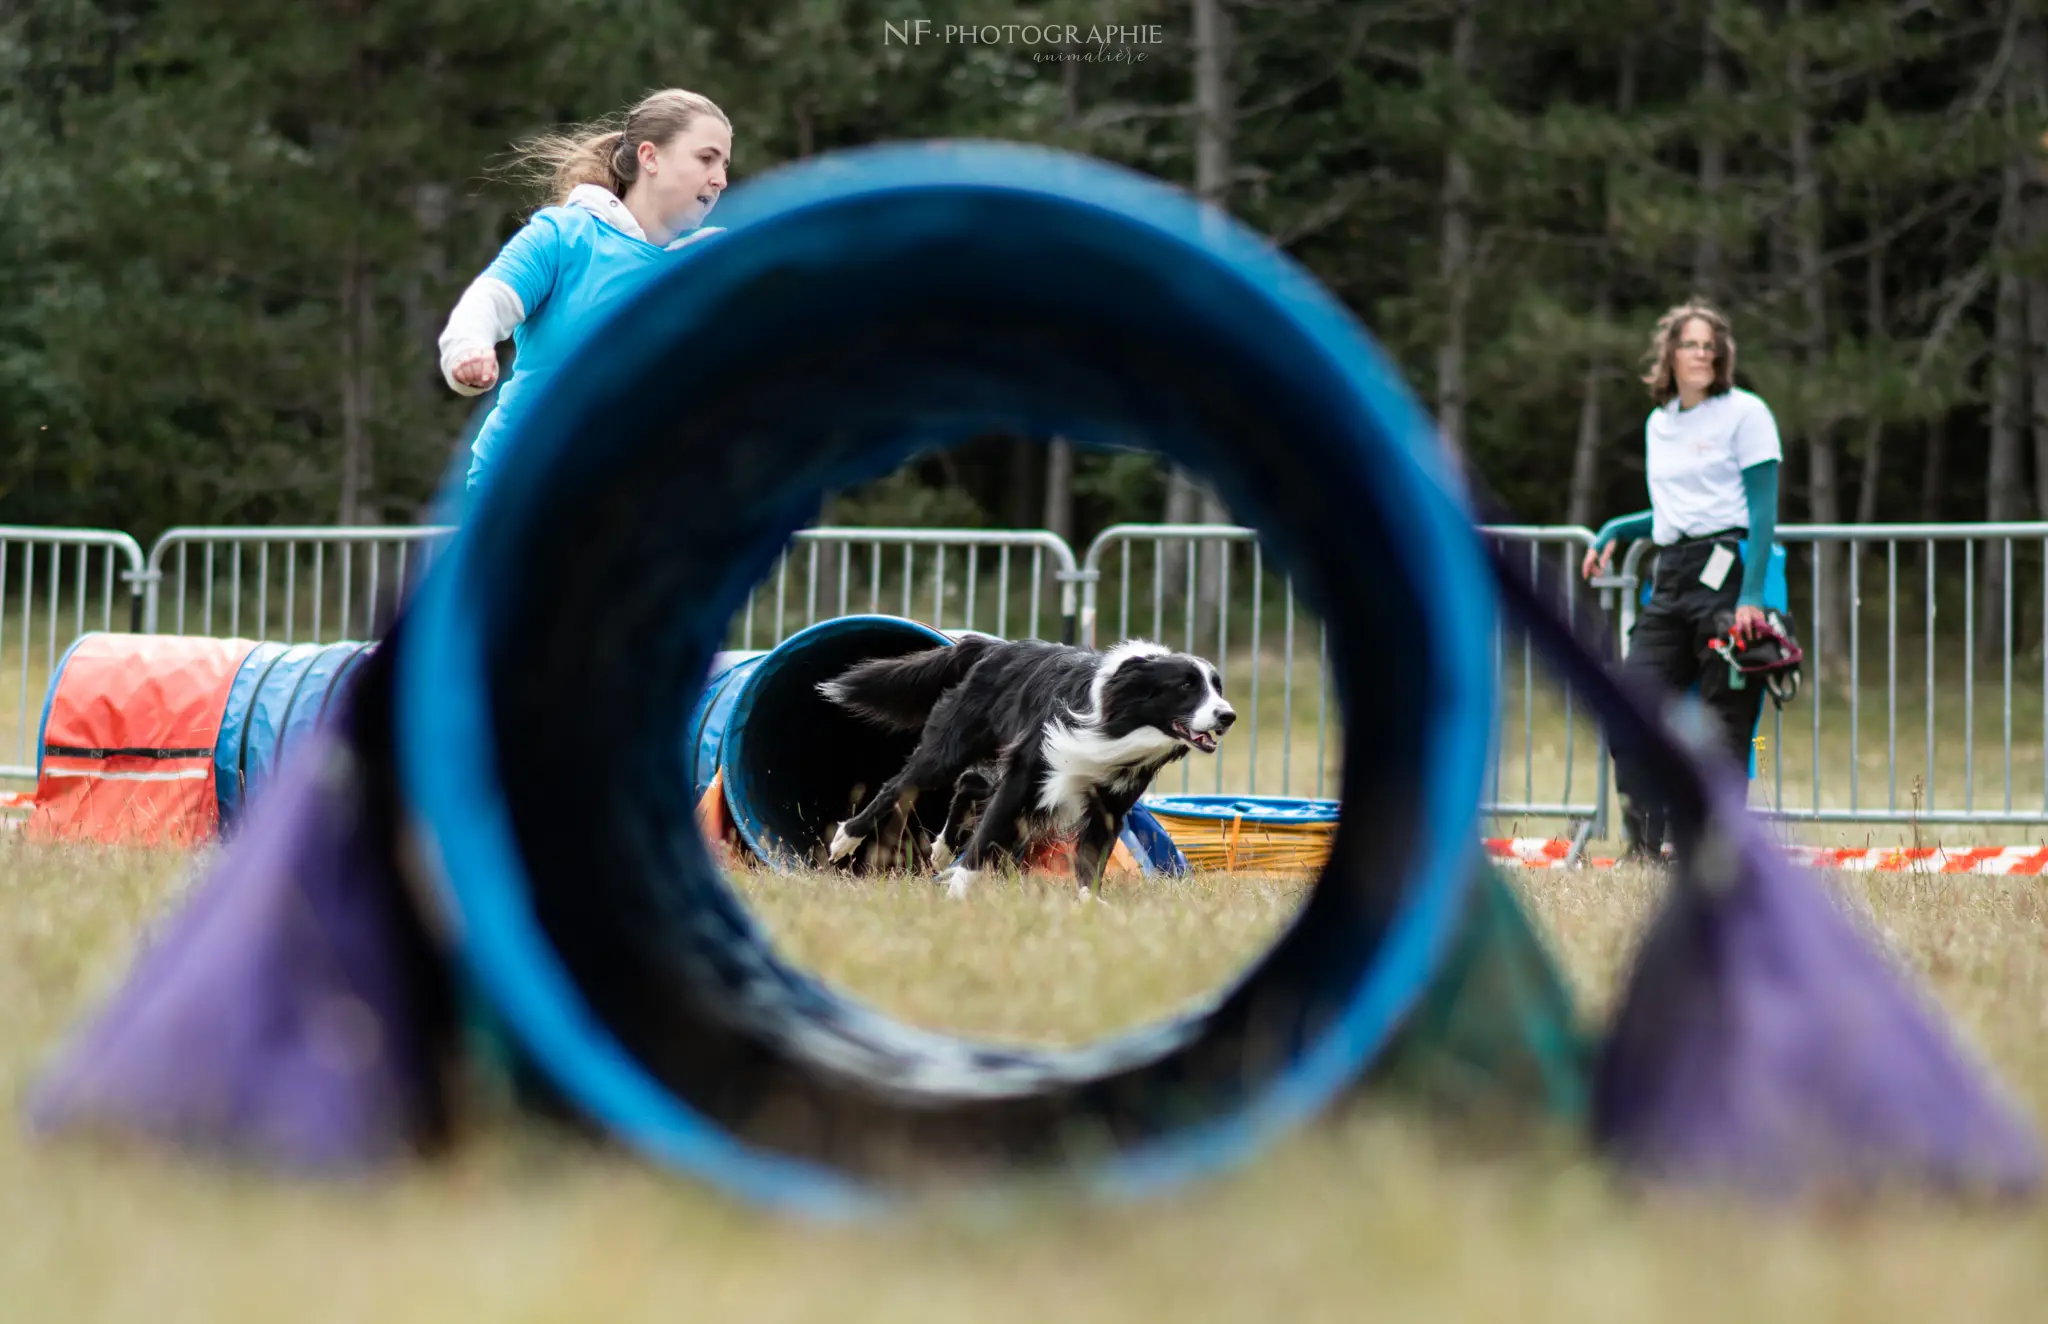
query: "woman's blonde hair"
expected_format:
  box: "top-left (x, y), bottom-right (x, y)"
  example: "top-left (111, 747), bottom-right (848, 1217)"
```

top-left (505, 88), bottom-right (731, 207)
top-left (1641, 299), bottom-right (1738, 405)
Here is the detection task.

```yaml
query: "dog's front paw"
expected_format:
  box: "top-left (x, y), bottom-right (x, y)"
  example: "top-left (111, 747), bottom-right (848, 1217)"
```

top-left (827, 822), bottom-right (863, 863)
top-left (929, 839), bottom-right (956, 870)
top-left (935, 864), bottom-right (983, 899)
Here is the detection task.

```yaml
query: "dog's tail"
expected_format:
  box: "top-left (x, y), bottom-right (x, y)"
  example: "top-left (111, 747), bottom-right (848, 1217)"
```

top-left (816, 635), bottom-right (996, 730)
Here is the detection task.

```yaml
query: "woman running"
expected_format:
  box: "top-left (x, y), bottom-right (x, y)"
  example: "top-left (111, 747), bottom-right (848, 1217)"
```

top-left (438, 88), bottom-right (733, 493)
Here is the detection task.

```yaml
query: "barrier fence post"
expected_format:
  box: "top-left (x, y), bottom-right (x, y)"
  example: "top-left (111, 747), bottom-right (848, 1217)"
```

top-left (0, 526), bottom-right (149, 784)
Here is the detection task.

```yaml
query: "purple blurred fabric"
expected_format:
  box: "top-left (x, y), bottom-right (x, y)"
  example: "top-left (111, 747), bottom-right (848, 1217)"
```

top-left (26, 694), bottom-right (449, 1172)
top-left (1485, 537), bottom-right (2044, 1202)
top-left (1591, 766), bottom-right (2046, 1200)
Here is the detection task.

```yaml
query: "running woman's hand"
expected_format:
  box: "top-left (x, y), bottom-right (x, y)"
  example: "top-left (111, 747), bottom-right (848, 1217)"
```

top-left (450, 350), bottom-right (499, 393)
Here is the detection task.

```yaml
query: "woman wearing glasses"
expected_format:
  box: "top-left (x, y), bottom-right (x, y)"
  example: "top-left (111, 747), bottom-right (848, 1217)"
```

top-left (1581, 300), bottom-right (1783, 861)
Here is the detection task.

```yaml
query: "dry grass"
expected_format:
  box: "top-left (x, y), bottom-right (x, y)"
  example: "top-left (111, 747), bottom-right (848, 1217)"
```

top-left (4, 835), bottom-right (2047, 1323)
top-left (725, 864), bottom-right (1310, 1045)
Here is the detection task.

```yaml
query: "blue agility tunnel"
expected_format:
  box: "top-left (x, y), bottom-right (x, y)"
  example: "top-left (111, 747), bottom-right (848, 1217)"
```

top-left (387, 138), bottom-right (1499, 1216)
top-left (215, 640), bottom-right (377, 828)
top-left (692, 614), bottom-right (1186, 875)
top-left (692, 615), bottom-right (953, 869)
top-left (28, 632), bottom-right (378, 838)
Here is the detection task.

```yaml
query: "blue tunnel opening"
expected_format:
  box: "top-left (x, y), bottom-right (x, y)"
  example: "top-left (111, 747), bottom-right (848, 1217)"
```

top-left (714, 614), bottom-right (953, 871)
top-left (392, 141), bottom-right (1498, 1215)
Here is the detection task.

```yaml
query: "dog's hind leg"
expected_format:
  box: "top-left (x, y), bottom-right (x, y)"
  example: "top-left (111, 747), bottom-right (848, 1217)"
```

top-left (937, 766), bottom-right (1036, 898)
top-left (931, 766), bottom-right (995, 870)
top-left (829, 738), bottom-right (967, 865)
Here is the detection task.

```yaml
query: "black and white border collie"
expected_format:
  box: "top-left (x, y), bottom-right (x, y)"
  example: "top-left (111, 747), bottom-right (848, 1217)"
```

top-left (817, 635), bottom-right (1236, 897)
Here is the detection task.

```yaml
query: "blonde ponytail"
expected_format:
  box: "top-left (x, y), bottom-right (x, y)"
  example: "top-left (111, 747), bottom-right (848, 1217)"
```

top-left (500, 89), bottom-right (731, 208)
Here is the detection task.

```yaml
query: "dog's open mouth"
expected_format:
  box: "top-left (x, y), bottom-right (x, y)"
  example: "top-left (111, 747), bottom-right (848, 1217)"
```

top-left (1172, 721), bottom-right (1220, 753)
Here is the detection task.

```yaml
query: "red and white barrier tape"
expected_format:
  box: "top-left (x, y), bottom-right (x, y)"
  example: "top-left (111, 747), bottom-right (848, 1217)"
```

top-left (1485, 836), bottom-right (2048, 875)
top-left (1, 788), bottom-right (2041, 873)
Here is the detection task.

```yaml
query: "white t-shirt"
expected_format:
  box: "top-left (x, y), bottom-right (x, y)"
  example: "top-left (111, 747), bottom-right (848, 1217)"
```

top-left (1644, 387), bottom-right (1783, 545)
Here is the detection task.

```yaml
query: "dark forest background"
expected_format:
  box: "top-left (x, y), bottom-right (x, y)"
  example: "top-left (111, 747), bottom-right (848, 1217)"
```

top-left (5, 0), bottom-right (2047, 567)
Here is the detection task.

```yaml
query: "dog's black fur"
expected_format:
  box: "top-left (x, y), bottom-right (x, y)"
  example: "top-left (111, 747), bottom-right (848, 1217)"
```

top-left (818, 635), bottom-right (1235, 895)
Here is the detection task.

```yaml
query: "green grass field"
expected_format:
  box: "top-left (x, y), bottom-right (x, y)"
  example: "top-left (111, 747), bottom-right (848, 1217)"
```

top-left (5, 838), bottom-right (2046, 1323)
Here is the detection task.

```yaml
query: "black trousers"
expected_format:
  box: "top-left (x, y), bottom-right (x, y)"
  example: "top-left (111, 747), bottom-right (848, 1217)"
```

top-left (1613, 534), bottom-right (1769, 854)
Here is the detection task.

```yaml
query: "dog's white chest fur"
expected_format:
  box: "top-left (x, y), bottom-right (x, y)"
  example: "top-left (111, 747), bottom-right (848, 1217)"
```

top-left (1035, 722), bottom-right (1179, 826)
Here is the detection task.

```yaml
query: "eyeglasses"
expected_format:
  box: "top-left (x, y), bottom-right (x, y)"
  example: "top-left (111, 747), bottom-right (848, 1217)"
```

top-left (1677, 339), bottom-right (1716, 355)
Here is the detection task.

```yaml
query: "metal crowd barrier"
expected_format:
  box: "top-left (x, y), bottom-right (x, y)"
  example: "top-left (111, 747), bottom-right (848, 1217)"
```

top-left (1078, 522), bottom-right (1327, 800)
top-left (141, 525), bottom-right (457, 642)
top-left (0, 526), bottom-right (149, 782)
top-left (1621, 522), bottom-right (2048, 827)
top-left (0, 519), bottom-right (1617, 839)
top-left (732, 528), bottom-right (1082, 650)
top-left (1479, 526), bottom-right (1610, 843)
top-left (21, 515), bottom-right (2048, 835)
top-left (1076, 523), bottom-right (1609, 842)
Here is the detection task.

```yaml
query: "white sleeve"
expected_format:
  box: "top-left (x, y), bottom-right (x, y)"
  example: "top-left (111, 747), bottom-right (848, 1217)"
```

top-left (437, 276), bottom-right (527, 397)
top-left (1731, 393), bottom-right (1784, 468)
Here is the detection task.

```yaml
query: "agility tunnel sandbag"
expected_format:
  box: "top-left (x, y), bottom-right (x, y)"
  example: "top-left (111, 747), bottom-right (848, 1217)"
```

top-left (691, 614), bottom-right (1187, 877)
top-left (30, 140), bottom-right (2043, 1213)
top-left (24, 633), bottom-right (375, 845)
